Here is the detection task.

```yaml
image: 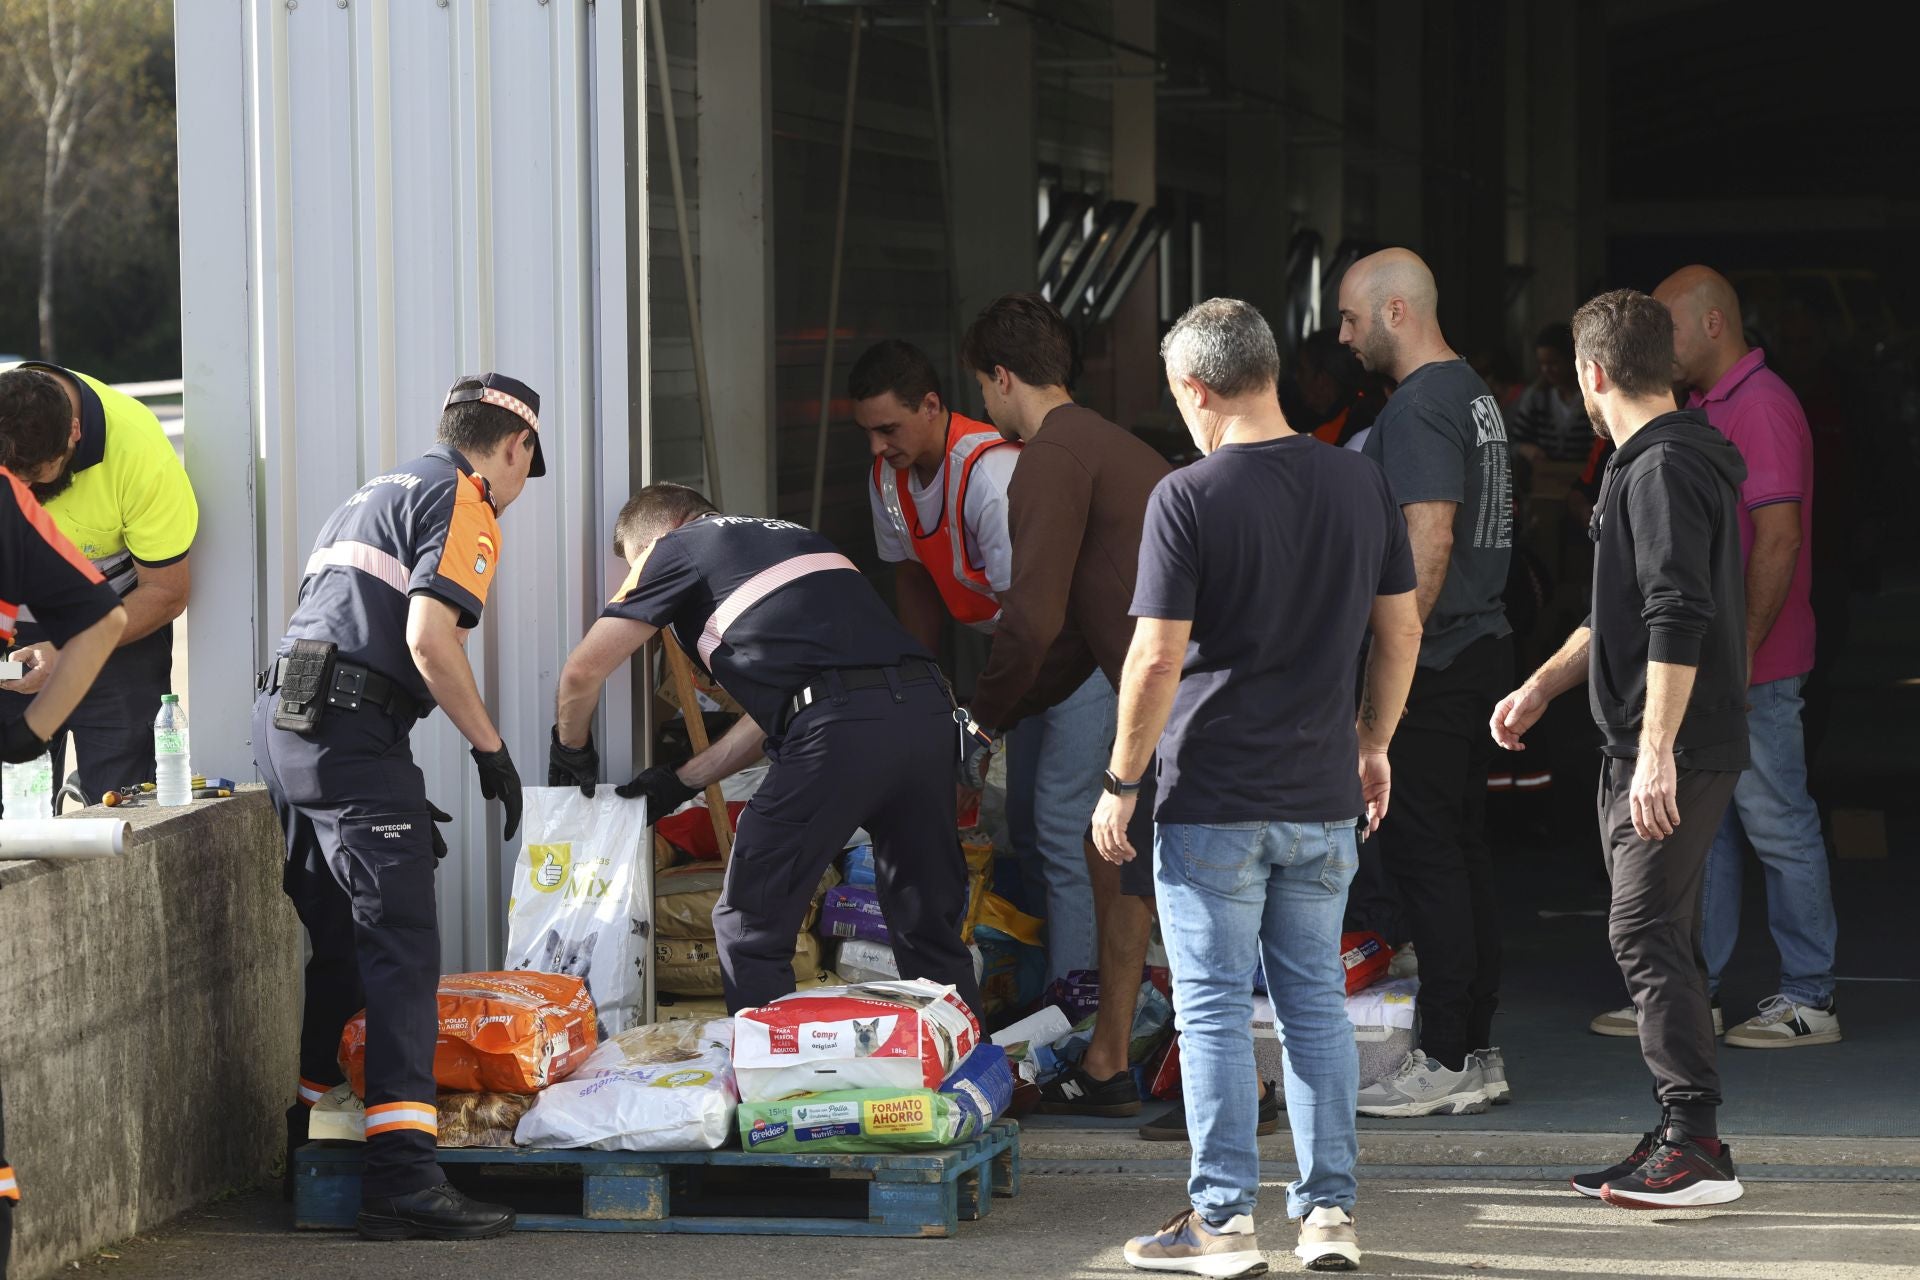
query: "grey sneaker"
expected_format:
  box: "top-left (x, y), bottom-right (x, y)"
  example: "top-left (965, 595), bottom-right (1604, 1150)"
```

top-left (1355, 1052), bottom-right (1489, 1118)
top-left (1589, 1000), bottom-right (1723, 1038)
top-left (1472, 1047), bottom-right (1510, 1104)
top-left (1724, 995), bottom-right (1841, 1049)
top-left (1294, 1206), bottom-right (1360, 1272)
top-left (1123, 1207), bottom-right (1267, 1278)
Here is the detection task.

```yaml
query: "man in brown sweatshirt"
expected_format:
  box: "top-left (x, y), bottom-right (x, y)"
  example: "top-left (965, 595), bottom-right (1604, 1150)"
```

top-left (958, 292), bottom-right (1174, 1118)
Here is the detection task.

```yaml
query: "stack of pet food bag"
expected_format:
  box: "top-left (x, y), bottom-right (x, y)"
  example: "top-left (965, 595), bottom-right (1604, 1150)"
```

top-left (823, 831), bottom-right (1048, 1015)
top-left (309, 972), bottom-right (742, 1153)
top-left (732, 978), bottom-right (1013, 1152)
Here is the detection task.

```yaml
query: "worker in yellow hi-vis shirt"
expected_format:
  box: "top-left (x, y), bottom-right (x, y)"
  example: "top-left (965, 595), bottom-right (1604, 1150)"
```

top-left (0, 363), bottom-right (198, 807)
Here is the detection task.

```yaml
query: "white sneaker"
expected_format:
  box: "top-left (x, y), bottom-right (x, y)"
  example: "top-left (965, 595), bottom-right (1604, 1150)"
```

top-left (1387, 942), bottom-right (1418, 979)
top-left (1589, 1001), bottom-right (1723, 1038)
top-left (1725, 995), bottom-right (1841, 1048)
top-left (1472, 1047), bottom-right (1510, 1104)
top-left (1355, 1052), bottom-right (1489, 1118)
top-left (1294, 1206), bottom-right (1360, 1272)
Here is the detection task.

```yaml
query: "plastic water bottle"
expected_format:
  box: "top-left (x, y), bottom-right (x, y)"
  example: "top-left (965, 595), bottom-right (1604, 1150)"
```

top-left (1, 750), bottom-right (54, 819)
top-left (155, 694), bottom-right (192, 807)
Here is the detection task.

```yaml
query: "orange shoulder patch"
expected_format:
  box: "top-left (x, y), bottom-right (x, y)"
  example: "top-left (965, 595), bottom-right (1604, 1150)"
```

top-left (434, 479), bottom-right (503, 603)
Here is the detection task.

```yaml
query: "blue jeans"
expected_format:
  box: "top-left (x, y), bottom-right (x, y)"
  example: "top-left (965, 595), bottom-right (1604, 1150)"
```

top-left (1157, 817), bottom-right (1360, 1223)
top-left (1702, 675), bottom-right (1837, 1005)
top-left (1004, 670), bottom-right (1115, 982)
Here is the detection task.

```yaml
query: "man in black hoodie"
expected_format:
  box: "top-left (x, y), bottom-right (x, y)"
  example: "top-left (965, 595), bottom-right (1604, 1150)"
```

top-left (1491, 290), bottom-right (1750, 1211)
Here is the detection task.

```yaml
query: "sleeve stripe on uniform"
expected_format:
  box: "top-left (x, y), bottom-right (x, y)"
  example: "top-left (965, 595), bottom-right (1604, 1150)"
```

top-left (6, 470), bottom-right (105, 584)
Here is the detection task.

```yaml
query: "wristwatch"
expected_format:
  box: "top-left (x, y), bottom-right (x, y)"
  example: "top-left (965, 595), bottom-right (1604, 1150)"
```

top-left (1102, 769), bottom-right (1144, 796)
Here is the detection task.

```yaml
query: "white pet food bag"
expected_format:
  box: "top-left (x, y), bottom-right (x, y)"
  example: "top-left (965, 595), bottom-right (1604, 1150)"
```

top-left (1346, 977), bottom-right (1419, 1088)
top-left (515, 1018), bottom-right (737, 1152)
top-left (732, 978), bottom-right (981, 1103)
top-left (508, 787), bottom-right (655, 1034)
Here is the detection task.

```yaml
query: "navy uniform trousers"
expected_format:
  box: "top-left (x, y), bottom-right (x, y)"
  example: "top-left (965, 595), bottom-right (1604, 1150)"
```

top-left (251, 691), bottom-right (444, 1199)
top-left (714, 673), bottom-right (984, 1017)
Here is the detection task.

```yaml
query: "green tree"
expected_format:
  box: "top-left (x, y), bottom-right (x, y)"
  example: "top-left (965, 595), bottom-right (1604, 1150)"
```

top-left (0, 0), bottom-right (173, 364)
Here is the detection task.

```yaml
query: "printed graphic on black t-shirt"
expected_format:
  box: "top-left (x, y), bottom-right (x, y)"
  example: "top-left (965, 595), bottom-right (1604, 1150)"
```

top-left (1363, 359), bottom-right (1513, 670)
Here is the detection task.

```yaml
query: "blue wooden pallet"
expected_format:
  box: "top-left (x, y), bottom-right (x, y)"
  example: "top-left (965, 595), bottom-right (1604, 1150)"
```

top-left (293, 1119), bottom-right (1021, 1237)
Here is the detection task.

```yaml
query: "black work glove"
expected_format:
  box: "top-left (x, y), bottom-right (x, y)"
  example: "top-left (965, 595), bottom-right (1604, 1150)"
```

top-left (548, 726), bottom-right (600, 797)
top-left (428, 801), bottom-right (453, 860)
top-left (470, 743), bottom-right (524, 841)
top-left (614, 765), bottom-right (697, 824)
top-left (0, 717), bottom-right (50, 766)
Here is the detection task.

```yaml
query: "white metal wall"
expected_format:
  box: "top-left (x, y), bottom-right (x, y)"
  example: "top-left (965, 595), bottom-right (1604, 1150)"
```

top-left (176, 0), bottom-right (643, 972)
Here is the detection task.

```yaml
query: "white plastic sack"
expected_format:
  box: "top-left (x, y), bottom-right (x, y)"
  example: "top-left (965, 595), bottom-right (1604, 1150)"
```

top-left (508, 788), bottom-right (654, 1034)
top-left (515, 1019), bottom-right (737, 1152)
top-left (834, 937), bottom-right (987, 987)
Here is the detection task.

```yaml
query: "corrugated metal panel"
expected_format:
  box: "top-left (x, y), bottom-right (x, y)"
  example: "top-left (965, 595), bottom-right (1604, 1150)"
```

top-left (179, 0), bottom-right (641, 972)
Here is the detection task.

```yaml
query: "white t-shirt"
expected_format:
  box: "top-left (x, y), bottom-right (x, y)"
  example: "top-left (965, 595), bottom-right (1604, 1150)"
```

top-left (869, 445), bottom-right (1019, 596)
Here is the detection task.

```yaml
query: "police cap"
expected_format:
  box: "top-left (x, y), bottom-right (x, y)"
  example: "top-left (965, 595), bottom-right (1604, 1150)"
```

top-left (444, 372), bottom-right (547, 478)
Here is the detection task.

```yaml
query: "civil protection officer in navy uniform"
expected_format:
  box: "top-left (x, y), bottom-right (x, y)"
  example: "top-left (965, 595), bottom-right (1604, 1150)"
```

top-left (548, 482), bottom-right (983, 1018)
top-left (0, 468), bottom-right (128, 1280)
top-left (254, 374), bottom-right (544, 1241)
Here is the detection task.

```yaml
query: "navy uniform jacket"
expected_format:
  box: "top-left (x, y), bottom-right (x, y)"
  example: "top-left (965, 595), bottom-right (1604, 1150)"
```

top-left (1, 467), bottom-right (121, 653)
top-left (279, 444), bottom-right (503, 706)
top-left (605, 514), bottom-right (931, 731)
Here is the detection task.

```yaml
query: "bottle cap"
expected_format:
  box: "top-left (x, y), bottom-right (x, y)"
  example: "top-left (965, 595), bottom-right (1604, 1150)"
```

top-left (162, 694), bottom-right (180, 703)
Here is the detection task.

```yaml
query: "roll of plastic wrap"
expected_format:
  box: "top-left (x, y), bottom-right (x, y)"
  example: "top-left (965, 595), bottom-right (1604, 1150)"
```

top-left (0, 819), bottom-right (130, 860)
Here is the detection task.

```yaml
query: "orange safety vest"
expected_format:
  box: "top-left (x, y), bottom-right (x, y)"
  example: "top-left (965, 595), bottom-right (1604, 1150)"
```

top-left (871, 412), bottom-right (1018, 630)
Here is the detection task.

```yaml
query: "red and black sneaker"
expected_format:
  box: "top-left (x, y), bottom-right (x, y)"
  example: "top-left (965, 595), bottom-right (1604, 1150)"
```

top-left (1570, 1129), bottom-right (1657, 1199)
top-left (1600, 1134), bottom-right (1744, 1209)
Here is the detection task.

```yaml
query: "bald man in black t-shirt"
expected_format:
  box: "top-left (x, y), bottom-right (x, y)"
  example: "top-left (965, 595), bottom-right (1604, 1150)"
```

top-left (550, 483), bottom-right (982, 1017)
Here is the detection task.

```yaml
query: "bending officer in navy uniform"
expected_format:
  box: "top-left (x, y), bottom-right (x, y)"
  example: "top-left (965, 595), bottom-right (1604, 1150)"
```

top-left (0, 467), bottom-right (128, 1280)
top-left (547, 483), bottom-right (983, 1018)
top-left (254, 374), bottom-right (543, 1241)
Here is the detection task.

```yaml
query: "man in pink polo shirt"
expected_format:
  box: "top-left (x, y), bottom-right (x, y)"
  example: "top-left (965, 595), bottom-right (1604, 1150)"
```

top-left (1651, 265), bottom-right (1837, 1048)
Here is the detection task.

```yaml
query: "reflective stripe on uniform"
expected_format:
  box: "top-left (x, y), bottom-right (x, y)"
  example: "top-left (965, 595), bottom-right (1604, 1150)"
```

top-left (698, 552), bottom-right (859, 665)
top-left (1, 1165), bottom-right (19, 1199)
top-left (363, 1101), bottom-right (438, 1138)
top-left (304, 540), bottom-right (412, 596)
top-left (297, 1077), bottom-right (330, 1106)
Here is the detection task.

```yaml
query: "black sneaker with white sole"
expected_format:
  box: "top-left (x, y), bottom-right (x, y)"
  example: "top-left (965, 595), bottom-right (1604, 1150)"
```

top-left (1036, 1065), bottom-right (1143, 1117)
top-left (1570, 1130), bottom-right (1657, 1199)
top-left (1138, 1081), bottom-right (1281, 1141)
top-left (1601, 1134), bottom-right (1744, 1209)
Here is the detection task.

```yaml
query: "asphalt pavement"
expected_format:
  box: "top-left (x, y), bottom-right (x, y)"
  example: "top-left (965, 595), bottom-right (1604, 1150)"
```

top-left (66, 1173), bottom-right (1920, 1280)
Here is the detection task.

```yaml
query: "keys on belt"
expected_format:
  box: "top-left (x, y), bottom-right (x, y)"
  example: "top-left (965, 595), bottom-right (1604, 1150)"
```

top-left (783, 662), bottom-right (943, 728)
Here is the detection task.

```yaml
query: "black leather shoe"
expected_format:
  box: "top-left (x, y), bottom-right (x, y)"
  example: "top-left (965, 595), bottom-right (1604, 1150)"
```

top-left (357, 1182), bottom-right (516, 1241)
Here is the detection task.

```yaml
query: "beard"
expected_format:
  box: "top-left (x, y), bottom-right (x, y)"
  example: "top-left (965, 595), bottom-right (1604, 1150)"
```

top-left (30, 460), bottom-right (76, 503)
top-left (1583, 393), bottom-right (1612, 442)
top-left (1355, 327), bottom-right (1397, 377)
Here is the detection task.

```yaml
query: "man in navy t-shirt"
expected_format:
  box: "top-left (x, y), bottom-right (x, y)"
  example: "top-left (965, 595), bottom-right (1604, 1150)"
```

top-left (1093, 299), bottom-right (1421, 1276)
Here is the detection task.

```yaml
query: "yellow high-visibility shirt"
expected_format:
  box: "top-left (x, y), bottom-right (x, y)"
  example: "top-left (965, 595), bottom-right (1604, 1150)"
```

top-left (18, 363), bottom-right (198, 595)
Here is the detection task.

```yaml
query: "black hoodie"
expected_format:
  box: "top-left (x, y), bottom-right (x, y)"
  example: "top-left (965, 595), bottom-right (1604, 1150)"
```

top-left (1587, 409), bottom-right (1750, 771)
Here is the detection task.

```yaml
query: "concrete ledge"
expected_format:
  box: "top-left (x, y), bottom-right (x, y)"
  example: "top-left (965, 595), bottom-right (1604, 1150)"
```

top-left (1020, 1128), bottom-right (1920, 1171)
top-left (1, 788), bottom-right (298, 1280)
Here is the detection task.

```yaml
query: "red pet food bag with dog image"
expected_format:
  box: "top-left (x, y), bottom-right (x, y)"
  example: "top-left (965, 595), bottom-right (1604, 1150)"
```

top-left (731, 978), bottom-right (980, 1103)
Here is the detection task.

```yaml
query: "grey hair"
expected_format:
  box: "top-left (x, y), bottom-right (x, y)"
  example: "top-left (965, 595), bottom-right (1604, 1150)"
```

top-left (1159, 298), bottom-right (1281, 398)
